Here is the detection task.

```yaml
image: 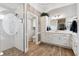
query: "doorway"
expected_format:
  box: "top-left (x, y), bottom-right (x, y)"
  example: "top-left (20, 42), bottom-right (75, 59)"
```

top-left (27, 11), bottom-right (39, 51)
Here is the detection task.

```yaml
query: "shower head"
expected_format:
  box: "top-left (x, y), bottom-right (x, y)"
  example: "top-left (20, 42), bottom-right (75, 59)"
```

top-left (15, 13), bottom-right (18, 17)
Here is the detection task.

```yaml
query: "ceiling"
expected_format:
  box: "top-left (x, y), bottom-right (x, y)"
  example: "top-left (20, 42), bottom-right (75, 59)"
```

top-left (0, 3), bottom-right (75, 14)
top-left (0, 3), bottom-right (22, 14)
top-left (29, 3), bottom-right (75, 13)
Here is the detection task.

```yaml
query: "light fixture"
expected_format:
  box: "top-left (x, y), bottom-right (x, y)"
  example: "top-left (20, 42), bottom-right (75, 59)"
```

top-left (51, 15), bottom-right (65, 20)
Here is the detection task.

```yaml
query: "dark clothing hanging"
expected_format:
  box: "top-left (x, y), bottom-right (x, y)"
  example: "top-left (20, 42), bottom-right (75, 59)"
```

top-left (70, 20), bottom-right (77, 33)
top-left (47, 26), bottom-right (51, 31)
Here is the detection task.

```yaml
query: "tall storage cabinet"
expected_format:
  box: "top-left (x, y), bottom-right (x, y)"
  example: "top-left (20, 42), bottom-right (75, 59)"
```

top-left (40, 16), bottom-right (48, 42)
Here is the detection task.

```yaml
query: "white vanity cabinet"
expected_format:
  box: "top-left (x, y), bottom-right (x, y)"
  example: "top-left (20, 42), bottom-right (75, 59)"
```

top-left (40, 15), bottom-right (79, 55)
top-left (42, 32), bottom-right (71, 48)
top-left (72, 40), bottom-right (78, 55)
top-left (43, 33), bottom-right (59, 44)
top-left (76, 42), bottom-right (79, 56)
top-left (59, 34), bottom-right (71, 48)
top-left (71, 34), bottom-right (79, 56)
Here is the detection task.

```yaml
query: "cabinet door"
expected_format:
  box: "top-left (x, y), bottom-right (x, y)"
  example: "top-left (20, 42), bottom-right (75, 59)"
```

top-left (44, 33), bottom-right (71, 48)
top-left (72, 37), bottom-right (79, 56)
top-left (73, 42), bottom-right (77, 55)
top-left (76, 43), bottom-right (79, 56)
top-left (46, 34), bottom-right (60, 45)
top-left (59, 34), bottom-right (70, 47)
top-left (41, 32), bottom-right (46, 42)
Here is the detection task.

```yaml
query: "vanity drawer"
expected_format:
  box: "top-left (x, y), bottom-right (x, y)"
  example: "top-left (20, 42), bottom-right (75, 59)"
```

top-left (45, 34), bottom-right (59, 44)
top-left (42, 33), bottom-right (71, 48)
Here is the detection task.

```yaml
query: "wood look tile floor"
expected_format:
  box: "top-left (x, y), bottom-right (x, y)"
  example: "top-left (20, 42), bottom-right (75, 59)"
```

top-left (2, 41), bottom-right (75, 56)
top-left (26, 42), bottom-right (75, 56)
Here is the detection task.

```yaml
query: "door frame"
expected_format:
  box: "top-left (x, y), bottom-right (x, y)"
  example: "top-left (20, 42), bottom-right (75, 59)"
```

top-left (26, 11), bottom-right (39, 50)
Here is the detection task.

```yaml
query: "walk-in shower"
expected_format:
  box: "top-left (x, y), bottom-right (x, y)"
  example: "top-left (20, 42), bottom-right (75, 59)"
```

top-left (0, 3), bottom-right (25, 56)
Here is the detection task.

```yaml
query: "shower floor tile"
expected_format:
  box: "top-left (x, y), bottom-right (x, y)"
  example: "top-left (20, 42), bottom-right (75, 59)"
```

top-left (2, 47), bottom-right (24, 56)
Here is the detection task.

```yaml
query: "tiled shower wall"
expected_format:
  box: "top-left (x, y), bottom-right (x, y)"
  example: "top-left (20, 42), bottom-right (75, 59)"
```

top-left (0, 4), bottom-right (25, 52)
top-left (0, 3), bottom-right (41, 52)
top-left (0, 20), bottom-right (15, 52)
top-left (14, 3), bottom-right (25, 51)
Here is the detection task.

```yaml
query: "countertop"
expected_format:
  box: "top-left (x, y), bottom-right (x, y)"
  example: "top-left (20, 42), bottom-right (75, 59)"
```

top-left (46, 30), bottom-right (77, 35)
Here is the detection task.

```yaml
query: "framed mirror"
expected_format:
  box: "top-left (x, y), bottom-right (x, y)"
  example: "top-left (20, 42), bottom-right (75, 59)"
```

top-left (46, 17), bottom-right (66, 31)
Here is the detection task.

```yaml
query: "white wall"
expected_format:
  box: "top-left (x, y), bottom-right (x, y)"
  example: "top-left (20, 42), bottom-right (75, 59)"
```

top-left (48, 4), bottom-right (77, 30)
top-left (77, 4), bottom-right (79, 44)
top-left (48, 4), bottom-right (77, 18)
top-left (77, 4), bottom-right (79, 18)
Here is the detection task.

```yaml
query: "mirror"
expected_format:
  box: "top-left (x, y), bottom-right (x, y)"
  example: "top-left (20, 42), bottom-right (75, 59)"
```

top-left (57, 18), bottom-right (66, 30)
top-left (46, 17), bottom-right (66, 31)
